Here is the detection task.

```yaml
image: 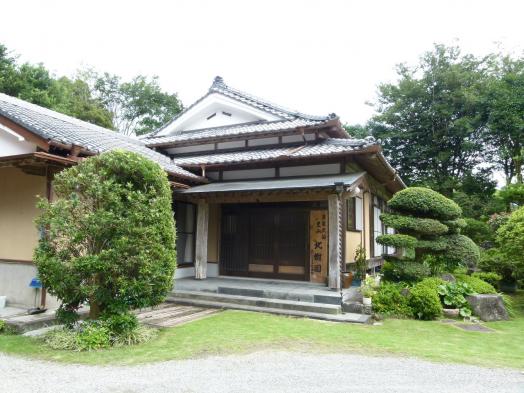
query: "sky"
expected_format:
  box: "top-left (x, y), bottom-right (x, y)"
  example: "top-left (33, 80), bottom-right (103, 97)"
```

top-left (0, 0), bottom-right (523, 125)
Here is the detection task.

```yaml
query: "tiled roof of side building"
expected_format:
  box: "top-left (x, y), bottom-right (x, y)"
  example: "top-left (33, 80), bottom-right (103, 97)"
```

top-left (173, 137), bottom-right (379, 167)
top-left (0, 93), bottom-right (201, 181)
top-left (145, 76), bottom-right (336, 138)
top-left (145, 118), bottom-right (327, 147)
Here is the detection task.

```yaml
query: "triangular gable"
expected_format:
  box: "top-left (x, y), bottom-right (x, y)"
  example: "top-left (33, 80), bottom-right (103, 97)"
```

top-left (153, 76), bottom-right (331, 137)
top-left (157, 92), bottom-right (283, 136)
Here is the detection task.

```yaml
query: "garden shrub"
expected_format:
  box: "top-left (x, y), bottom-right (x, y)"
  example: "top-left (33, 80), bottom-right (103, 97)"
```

top-left (34, 150), bottom-right (177, 323)
top-left (496, 206), bottom-right (524, 284)
top-left (372, 283), bottom-right (412, 318)
top-left (462, 218), bottom-right (493, 245)
top-left (101, 313), bottom-right (139, 335)
top-left (417, 277), bottom-right (446, 292)
top-left (455, 274), bottom-right (497, 294)
top-left (387, 187), bottom-right (462, 220)
top-left (437, 282), bottom-right (474, 317)
top-left (376, 187), bottom-right (479, 273)
top-left (409, 282), bottom-right (443, 320)
top-left (0, 320), bottom-right (6, 334)
top-left (382, 260), bottom-right (430, 283)
top-left (472, 272), bottom-right (501, 288)
top-left (75, 322), bottom-right (111, 351)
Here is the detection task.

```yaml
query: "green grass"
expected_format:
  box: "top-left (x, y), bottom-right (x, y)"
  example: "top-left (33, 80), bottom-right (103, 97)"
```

top-left (1, 291), bottom-right (523, 368)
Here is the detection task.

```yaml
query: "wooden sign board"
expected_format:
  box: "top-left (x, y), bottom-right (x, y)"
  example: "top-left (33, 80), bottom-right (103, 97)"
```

top-left (309, 210), bottom-right (328, 283)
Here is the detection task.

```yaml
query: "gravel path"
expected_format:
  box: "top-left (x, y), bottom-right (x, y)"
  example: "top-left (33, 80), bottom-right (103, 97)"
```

top-left (2, 351), bottom-right (523, 393)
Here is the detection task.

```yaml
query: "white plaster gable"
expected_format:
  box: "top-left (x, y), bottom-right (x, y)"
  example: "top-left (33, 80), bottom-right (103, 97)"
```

top-left (0, 124), bottom-right (36, 157)
top-left (157, 92), bottom-right (282, 136)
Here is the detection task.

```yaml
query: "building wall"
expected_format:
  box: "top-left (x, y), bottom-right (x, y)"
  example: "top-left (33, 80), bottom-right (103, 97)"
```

top-left (0, 167), bottom-right (60, 307)
top-left (0, 167), bottom-right (45, 261)
top-left (207, 203), bottom-right (220, 263)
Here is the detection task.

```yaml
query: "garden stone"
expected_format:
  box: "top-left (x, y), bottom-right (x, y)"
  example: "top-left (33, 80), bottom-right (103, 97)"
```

top-left (466, 294), bottom-right (508, 321)
top-left (342, 287), bottom-right (363, 303)
top-left (342, 301), bottom-right (363, 314)
top-left (440, 273), bottom-right (456, 282)
top-left (442, 308), bottom-right (459, 318)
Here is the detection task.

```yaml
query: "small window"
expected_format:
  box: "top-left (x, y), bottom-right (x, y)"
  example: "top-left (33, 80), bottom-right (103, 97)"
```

top-left (174, 202), bottom-right (196, 264)
top-left (347, 196), bottom-right (363, 231)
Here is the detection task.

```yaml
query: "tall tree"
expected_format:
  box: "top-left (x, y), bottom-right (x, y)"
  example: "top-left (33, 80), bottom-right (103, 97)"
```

top-left (370, 44), bottom-right (487, 196)
top-left (0, 43), bottom-right (113, 128)
top-left (483, 55), bottom-right (524, 185)
top-left (343, 123), bottom-right (371, 139)
top-left (87, 71), bottom-right (183, 136)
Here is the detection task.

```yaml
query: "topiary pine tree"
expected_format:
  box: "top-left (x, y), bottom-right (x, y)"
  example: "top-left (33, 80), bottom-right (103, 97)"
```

top-left (34, 150), bottom-right (177, 323)
top-left (377, 187), bottom-right (479, 271)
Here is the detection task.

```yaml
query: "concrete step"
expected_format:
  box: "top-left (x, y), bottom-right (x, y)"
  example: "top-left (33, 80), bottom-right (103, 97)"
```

top-left (167, 296), bottom-right (371, 324)
top-left (216, 285), bottom-right (341, 305)
top-left (170, 290), bottom-right (342, 315)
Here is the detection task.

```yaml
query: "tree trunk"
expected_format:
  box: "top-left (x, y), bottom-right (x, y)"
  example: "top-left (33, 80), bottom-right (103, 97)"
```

top-left (89, 299), bottom-right (101, 320)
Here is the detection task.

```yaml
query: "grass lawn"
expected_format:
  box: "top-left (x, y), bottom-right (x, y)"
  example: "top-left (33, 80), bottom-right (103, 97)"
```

top-left (1, 291), bottom-right (523, 368)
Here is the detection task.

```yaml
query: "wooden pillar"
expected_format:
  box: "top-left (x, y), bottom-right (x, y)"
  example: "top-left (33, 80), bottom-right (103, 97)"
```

top-left (195, 200), bottom-right (209, 279)
top-left (328, 194), bottom-right (342, 290)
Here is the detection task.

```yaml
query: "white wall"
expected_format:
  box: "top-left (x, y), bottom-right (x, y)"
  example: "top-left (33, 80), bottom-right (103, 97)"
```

top-left (174, 263), bottom-right (218, 279)
top-left (0, 128), bottom-right (36, 157)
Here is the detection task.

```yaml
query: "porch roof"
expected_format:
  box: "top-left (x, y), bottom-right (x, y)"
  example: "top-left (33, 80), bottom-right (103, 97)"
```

top-left (177, 172), bottom-right (365, 194)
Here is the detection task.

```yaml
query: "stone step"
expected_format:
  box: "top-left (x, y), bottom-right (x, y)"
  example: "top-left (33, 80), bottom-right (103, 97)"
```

top-left (167, 296), bottom-right (371, 324)
top-left (216, 285), bottom-right (341, 305)
top-left (170, 290), bottom-right (342, 315)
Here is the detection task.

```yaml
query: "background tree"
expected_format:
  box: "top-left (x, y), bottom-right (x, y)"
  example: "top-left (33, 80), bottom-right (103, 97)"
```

top-left (376, 187), bottom-right (480, 273)
top-left (370, 44), bottom-right (487, 197)
top-left (86, 71), bottom-right (183, 135)
top-left (343, 123), bottom-right (372, 139)
top-left (483, 55), bottom-right (524, 185)
top-left (34, 151), bottom-right (177, 322)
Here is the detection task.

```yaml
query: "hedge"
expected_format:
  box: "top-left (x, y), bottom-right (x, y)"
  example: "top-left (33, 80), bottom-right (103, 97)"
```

top-left (380, 213), bottom-right (448, 236)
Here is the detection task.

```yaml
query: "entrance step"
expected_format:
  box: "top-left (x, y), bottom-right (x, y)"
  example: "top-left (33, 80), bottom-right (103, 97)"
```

top-left (169, 290), bottom-right (342, 315)
top-left (167, 293), bottom-right (370, 324)
top-left (216, 286), bottom-right (341, 305)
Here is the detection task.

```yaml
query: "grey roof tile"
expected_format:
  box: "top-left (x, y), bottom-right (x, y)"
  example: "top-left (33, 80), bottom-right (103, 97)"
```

top-left (173, 138), bottom-right (378, 167)
top-left (146, 118), bottom-right (325, 146)
top-left (0, 93), bottom-right (200, 180)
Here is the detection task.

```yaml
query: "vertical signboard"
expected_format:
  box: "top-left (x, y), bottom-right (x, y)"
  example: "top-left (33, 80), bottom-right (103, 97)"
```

top-left (310, 210), bottom-right (328, 283)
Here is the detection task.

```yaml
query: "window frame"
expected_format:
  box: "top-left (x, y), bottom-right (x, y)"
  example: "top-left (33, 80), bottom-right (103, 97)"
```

top-left (174, 201), bottom-right (197, 265)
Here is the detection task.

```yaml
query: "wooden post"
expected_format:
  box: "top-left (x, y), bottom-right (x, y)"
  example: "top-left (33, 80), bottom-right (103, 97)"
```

top-left (328, 194), bottom-right (342, 290)
top-left (195, 200), bottom-right (209, 279)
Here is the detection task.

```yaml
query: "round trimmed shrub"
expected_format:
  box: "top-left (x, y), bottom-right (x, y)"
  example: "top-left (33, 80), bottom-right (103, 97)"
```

top-left (376, 233), bottom-right (417, 248)
top-left (381, 213), bottom-right (448, 235)
top-left (35, 150), bottom-right (177, 321)
top-left (441, 235), bottom-right (480, 269)
top-left (496, 207), bottom-right (524, 282)
top-left (472, 272), bottom-right (501, 288)
top-left (382, 260), bottom-right (430, 283)
top-left (455, 274), bottom-right (497, 294)
top-left (442, 219), bottom-right (467, 234)
top-left (372, 283), bottom-right (412, 318)
top-left (409, 282), bottom-right (443, 320)
top-left (388, 187), bottom-right (462, 221)
top-left (417, 277), bottom-right (446, 292)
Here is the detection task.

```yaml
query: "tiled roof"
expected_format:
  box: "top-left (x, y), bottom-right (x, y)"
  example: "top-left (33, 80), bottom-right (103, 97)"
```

top-left (145, 118), bottom-right (326, 147)
top-left (0, 93), bottom-right (201, 181)
top-left (146, 76), bottom-right (335, 138)
top-left (173, 137), bottom-right (379, 167)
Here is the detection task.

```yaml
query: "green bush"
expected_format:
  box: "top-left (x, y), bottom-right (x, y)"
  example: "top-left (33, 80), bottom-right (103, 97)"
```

top-left (409, 282), bottom-right (443, 320)
top-left (376, 233), bottom-right (417, 249)
top-left (455, 274), bottom-right (497, 294)
top-left (0, 320), bottom-right (6, 334)
top-left (478, 248), bottom-right (517, 283)
top-left (496, 206), bottom-right (524, 283)
top-left (439, 234), bottom-right (480, 270)
top-left (462, 218), bottom-right (493, 244)
top-left (388, 187), bottom-right (462, 221)
top-left (75, 322), bottom-right (111, 351)
top-left (442, 219), bottom-right (467, 234)
top-left (101, 313), bottom-right (138, 335)
top-left (472, 272), bottom-right (502, 288)
top-left (372, 283), bottom-right (412, 318)
top-left (417, 277), bottom-right (446, 292)
top-left (382, 260), bottom-right (430, 283)
top-left (112, 325), bottom-right (158, 347)
top-left (437, 282), bottom-right (474, 317)
top-left (34, 150), bottom-right (177, 321)
top-left (380, 213), bottom-right (448, 235)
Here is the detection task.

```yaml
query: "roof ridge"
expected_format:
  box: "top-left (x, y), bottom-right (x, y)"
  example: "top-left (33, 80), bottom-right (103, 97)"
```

top-left (209, 76), bottom-right (334, 122)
